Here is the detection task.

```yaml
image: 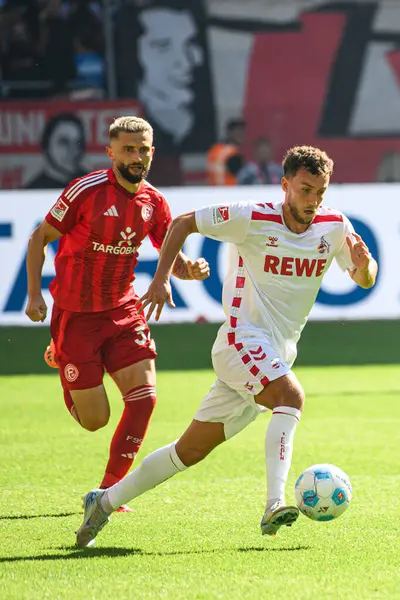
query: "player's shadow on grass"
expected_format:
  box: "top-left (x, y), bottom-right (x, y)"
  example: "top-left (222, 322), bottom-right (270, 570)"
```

top-left (238, 545), bottom-right (310, 552)
top-left (0, 548), bottom-right (142, 562)
top-left (142, 546), bottom-right (311, 556)
top-left (0, 511), bottom-right (79, 521)
top-left (0, 542), bottom-right (311, 563)
top-left (0, 544), bottom-right (310, 563)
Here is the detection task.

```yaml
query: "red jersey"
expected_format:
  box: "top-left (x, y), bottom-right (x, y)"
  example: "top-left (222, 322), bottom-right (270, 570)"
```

top-left (45, 169), bottom-right (172, 312)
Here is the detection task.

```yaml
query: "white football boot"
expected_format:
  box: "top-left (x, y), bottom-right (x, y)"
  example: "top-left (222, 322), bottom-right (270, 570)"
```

top-left (76, 489), bottom-right (110, 548)
top-left (260, 501), bottom-right (299, 537)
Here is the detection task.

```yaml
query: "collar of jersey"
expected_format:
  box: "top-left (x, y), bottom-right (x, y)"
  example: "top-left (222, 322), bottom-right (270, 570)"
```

top-left (277, 201), bottom-right (314, 237)
top-left (107, 168), bottom-right (145, 198)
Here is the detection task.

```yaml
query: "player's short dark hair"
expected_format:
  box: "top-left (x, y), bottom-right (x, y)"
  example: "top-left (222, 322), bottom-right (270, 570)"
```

top-left (226, 118), bottom-right (245, 134)
top-left (41, 113), bottom-right (85, 153)
top-left (109, 116), bottom-right (153, 140)
top-left (283, 146), bottom-right (334, 178)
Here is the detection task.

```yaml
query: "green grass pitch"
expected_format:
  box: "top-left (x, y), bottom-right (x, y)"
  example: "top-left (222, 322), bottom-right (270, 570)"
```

top-left (1, 366), bottom-right (400, 599)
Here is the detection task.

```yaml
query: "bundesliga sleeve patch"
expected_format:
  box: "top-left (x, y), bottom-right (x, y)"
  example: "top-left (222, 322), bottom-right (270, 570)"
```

top-left (50, 197), bottom-right (69, 222)
top-left (212, 206), bottom-right (230, 224)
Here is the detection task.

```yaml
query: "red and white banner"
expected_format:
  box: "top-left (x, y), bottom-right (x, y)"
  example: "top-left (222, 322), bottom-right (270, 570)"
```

top-left (2, 1), bottom-right (400, 188)
top-left (114, 0), bottom-right (400, 184)
top-left (0, 100), bottom-right (141, 189)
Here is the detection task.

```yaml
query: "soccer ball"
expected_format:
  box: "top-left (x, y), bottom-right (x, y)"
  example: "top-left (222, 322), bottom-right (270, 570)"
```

top-left (294, 463), bottom-right (352, 521)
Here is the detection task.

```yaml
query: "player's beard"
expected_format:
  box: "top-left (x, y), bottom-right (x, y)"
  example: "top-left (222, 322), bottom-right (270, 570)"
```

top-left (116, 161), bottom-right (151, 184)
top-left (288, 202), bottom-right (315, 225)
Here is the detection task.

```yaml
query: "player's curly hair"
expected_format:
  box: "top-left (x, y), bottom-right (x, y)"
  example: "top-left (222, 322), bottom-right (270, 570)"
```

top-left (109, 116), bottom-right (153, 139)
top-left (282, 146), bottom-right (334, 178)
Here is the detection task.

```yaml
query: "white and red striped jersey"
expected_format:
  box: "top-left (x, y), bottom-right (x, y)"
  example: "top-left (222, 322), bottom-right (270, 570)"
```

top-left (195, 200), bottom-right (356, 366)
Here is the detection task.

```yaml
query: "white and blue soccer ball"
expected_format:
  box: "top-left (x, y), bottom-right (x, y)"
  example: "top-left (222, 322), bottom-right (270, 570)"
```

top-left (294, 463), bottom-right (352, 521)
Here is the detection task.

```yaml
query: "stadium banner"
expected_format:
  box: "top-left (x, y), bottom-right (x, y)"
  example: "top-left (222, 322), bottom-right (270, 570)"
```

top-left (3, 2), bottom-right (399, 191)
top-left (0, 100), bottom-right (141, 189)
top-left (112, 0), bottom-right (400, 184)
top-left (0, 184), bottom-right (396, 325)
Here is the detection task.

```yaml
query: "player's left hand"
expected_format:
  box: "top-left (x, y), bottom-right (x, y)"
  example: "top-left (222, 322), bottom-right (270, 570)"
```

top-left (137, 278), bottom-right (175, 322)
top-left (187, 258), bottom-right (210, 280)
top-left (346, 233), bottom-right (371, 270)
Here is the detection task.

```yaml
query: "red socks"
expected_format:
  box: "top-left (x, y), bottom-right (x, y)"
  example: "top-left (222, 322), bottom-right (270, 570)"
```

top-left (61, 384), bottom-right (157, 488)
top-left (100, 385), bottom-right (157, 489)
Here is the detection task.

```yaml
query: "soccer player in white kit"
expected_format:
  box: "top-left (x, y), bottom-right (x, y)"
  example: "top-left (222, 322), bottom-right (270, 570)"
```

top-left (76, 146), bottom-right (378, 547)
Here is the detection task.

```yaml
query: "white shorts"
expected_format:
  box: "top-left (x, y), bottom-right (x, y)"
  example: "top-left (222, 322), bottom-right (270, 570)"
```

top-left (195, 336), bottom-right (291, 439)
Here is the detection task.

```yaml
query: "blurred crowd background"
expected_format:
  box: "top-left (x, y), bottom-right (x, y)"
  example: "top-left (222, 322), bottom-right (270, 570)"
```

top-left (0, 0), bottom-right (105, 99)
top-left (1, 0), bottom-right (400, 190)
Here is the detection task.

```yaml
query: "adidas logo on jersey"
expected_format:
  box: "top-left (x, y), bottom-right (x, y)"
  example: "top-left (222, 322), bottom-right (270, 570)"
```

top-left (104, 205), bottom-right (119, 217)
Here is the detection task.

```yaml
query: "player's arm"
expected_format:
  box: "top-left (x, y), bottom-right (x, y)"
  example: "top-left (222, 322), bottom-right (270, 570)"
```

top-left (140, 201), bottom-right (251, 320)
top-left (25, 221), bottom-right (63, 322)
top-left (170, 252), bottom-right (193, 280)
top-left (149, 194), bottom-right (209, 282)
top-left (26, 180), bottom-right (85, 322)
top-left (139, 212), bottom-right (199, 320)
top-left (168, 250), bottom-right (209, 281)
top-left (346, 234), bottom-right (378, 289)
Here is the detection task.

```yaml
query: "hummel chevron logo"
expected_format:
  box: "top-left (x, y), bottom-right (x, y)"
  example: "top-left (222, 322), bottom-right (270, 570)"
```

top-left (249, 346), bottom-right (267, 361)
top-left (104, 205), bottom-right (119, 217)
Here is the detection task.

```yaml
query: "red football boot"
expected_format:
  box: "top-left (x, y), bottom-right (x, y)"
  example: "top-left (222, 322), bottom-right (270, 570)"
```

top-left (115, 504), bottom-right (134, 513)
top-left (44, 339), bottom-right (58, 369)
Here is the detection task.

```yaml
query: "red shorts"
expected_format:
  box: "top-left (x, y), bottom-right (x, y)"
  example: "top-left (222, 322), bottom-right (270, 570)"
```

top-left (50, 300), bottom-right (157, 391)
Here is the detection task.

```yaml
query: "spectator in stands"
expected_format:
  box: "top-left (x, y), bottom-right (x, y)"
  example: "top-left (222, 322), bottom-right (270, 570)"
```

top-left (69, 0), bottom-right (104, 55)
top-left (69, 0), bottom-right (105, 98)
top-left (376, 151), bottom-right (400, 182)
top-left (1, 0), bottom-right (40, 39)
top-left (206, 119), bottom-right (246, 186)
top-left (0, 0), bottom-right (105, 98)
top-left (39, 0), bottom-right (75, 96)
top-left (1, 20), bottom-right (39, 79)
top-left (0, 3), bottom-right (43, 97)
top-left (238, 137), bottom-right (283, 185)
top-left (26, 112), bottom-right (87, 189)
top-left (71, 34), bottom-right (105, 99)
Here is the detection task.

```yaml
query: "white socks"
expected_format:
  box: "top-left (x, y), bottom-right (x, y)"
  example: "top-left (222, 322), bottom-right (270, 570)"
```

top-left (265, 406), bottom-right (301, 510)
top-left (102, 442), bottom-right (187, 512)
top-left (100, 407), bottom-right (301, 514)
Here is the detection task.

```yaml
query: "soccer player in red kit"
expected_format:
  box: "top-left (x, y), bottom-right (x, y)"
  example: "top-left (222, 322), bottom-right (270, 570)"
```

top-left (25, 116), bottom-right (210, 510)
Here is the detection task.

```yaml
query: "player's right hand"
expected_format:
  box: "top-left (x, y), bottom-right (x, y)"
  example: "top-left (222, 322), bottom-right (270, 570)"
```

top-left (25, 294), bottom-right (48, 322)
top-left (137, 278), bottom-right (175, 322)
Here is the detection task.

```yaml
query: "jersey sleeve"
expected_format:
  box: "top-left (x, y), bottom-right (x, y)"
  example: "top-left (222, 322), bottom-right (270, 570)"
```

top-left (195, 201), bottom-right (252, 243)
top-left (335, 214), bottom-right (357, 272)
top-left (45, 179), bottom-right (87, 234)
top-left (148, 194), bottom-right (173, 250)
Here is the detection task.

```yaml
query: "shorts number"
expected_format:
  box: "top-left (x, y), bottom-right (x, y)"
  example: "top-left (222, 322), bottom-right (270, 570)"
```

top-left (134, 325), bottom-right (150, 346)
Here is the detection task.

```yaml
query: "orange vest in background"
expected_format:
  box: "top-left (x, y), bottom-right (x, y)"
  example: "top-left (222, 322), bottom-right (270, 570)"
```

top-left (206, 143), bottom-right (240, 186)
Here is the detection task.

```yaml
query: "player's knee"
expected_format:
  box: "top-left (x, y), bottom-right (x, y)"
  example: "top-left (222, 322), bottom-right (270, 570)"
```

top-left (176, 444), bottom-right (209, 467)
top-left (258, 373), bottom-right (305, 411)
top-left (123, 388), bottom-right (157, 412)
top-left (270, 375), bottom-right (304, 411)
top-left (281, 374), bottom-right (305, 411)
top-left (286, 386), bottom-right (305, 411)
